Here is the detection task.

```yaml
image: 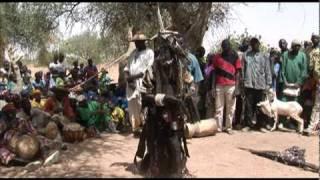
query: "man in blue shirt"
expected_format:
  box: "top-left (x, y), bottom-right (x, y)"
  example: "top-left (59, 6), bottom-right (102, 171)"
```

top-left (187, 52), bottom-right (204, 83)
top-left (186, 52), bottom-right (204, 122)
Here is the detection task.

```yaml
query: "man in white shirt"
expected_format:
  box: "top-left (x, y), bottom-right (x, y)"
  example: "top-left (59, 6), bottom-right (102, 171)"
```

top-left (124, 32), bottom-right (154, 136)
top-left (49, 56), bottom-right (60, 71)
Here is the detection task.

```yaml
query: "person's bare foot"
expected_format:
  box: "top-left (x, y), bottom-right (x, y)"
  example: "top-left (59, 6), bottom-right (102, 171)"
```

top-left (259, 127), bottom-right (268, 133)
top-left (226, 129), bottom-right (234, 135)
top-left (241, 126), bottom-right (250, 132)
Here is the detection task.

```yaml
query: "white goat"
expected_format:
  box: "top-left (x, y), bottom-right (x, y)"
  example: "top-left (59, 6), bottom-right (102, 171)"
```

top-left (257, 89), bottom-right (304, 133)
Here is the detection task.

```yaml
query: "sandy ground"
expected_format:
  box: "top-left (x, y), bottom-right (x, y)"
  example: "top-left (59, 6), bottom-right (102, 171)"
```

top-left (0, 130), bottom-right (318, 178)
top-left (7, 64), bottom-right (319, 177)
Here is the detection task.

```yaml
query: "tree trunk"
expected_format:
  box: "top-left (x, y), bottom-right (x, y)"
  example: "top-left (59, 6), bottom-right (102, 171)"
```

top-left (164, 3), bottom-right (212, 51)
top-left (0, 35), bottom-right (6, 67)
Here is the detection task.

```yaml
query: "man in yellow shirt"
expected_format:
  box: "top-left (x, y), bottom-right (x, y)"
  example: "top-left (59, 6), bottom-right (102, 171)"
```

top-left (31, 89), bottom-right (45, 109)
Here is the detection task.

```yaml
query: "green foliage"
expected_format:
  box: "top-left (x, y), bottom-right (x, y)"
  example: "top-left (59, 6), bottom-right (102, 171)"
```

top-left (85, 3), bottom-right (231, 55)
top-left (59, 31), bottom-right (105, 64)
top-left (36, 45), bottom-right (52, 66)
top-left (0, 2), bottom-right (81, 64)
top-left (0, 3), bottom-right (231, 65)
top-left (212, 28), bottom-right (269, 54)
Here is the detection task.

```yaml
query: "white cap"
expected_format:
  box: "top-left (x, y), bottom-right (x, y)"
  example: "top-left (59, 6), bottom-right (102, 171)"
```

top-left (291, 39), bottom-right (301, 46)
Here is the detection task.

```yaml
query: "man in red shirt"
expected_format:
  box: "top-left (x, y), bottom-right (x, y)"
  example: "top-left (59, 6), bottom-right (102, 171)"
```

top-left (83, 58), bottom-right (99, 93)
top-left (211, 39), bottom-right (241, 134)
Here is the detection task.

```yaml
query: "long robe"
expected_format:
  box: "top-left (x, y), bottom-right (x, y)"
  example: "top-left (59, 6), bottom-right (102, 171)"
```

top-left (77, 101), bottom-right (111, 131)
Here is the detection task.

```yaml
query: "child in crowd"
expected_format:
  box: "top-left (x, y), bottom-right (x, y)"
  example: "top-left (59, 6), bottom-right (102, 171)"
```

top-left (7, 74), bottom-right (17, 93)
top-left (32, 71), bottom-right (46, 93)
top-left (55, 71), bottom-right (65, 88)
top-left (22, 75), bottom-right (33, 95)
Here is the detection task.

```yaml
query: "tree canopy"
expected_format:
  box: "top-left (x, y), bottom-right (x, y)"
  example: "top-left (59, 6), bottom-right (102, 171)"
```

top-left (59, 31), bottom-right (105, 64)
top-left (0, 2), bottom-right (232, 65)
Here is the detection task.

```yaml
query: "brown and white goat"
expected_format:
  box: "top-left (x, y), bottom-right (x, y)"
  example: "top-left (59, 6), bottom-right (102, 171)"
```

top-left (256, 89), bottom-right (304, 133)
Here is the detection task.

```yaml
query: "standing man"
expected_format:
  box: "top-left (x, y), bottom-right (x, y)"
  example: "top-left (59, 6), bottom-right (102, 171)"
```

top-left (269, 49), bottom-right (282, 95)
top-left (67, 60), bottom-right (81, 85)
top-left (184, 51), bottom-right (204, 122)
top-left (194, 46), bottom-right (206, 76)
top-left (84, 58), bottom-right (98, 81)
top-left (277, 39), bottom-right (289, 111)
top-left (49, 53), bottom-right (61, 77)
top-left (124, 32), bottom-right (154, 137)
top-left (57, 52), bottom-right (67, 75)
top-left (234, 38), bottom-right (250, 129)
top-left (83, 58), bottom-right (99, 96)
top-left (212, 39), bottom-right (241, 134)
top-left (281, 40), bottom-right (308, 101)
top-left (280, 39), bottom-right (308, 130)
top-left (242, 38), bottom-right (272, 132)
top-left (79, 63), bottom-right (85, 82)
top-left (279, 39), bottom-right (289, 55)
top-left (305, 34), bottom-right (320, 135)
top-left (194, 47), bottom-right (207, 119)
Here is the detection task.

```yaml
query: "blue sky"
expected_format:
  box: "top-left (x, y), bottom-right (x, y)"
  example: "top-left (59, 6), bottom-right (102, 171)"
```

top-left (59, 3), bottom-right (319, 54)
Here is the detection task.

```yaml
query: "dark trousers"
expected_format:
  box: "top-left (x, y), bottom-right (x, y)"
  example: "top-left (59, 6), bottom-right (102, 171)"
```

top-left (244, 88), bottom-right (267, 129)
top-left (234, 96), bottom-right (243, 127)
top-left (198, 94), bottom-right (206, 120)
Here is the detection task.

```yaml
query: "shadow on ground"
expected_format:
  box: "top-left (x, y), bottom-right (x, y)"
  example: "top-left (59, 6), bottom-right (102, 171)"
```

top-left (0, 133), bottom-right (137, 177)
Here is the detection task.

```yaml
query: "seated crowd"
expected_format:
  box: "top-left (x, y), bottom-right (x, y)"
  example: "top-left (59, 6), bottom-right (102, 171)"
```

top-left (0, 52), bottom-right (129, 166)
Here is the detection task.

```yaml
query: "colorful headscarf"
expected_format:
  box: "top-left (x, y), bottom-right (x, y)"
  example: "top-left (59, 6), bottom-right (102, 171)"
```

top-left (32, 89), bottom-right (41, 96)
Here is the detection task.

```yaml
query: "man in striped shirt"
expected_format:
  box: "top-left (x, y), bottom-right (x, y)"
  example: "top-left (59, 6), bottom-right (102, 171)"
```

top-left (242, 38), bottom-right (272, 132)
top-left (212, 39), bottom-right (241, 134)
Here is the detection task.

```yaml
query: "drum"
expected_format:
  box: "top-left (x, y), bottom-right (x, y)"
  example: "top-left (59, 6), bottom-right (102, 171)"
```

top-left (62, 123), bottom-right (86, 143)
top-left (85, 126), bottom-right (98, 138)
top-left (185, 118), bottom-right (218, 139)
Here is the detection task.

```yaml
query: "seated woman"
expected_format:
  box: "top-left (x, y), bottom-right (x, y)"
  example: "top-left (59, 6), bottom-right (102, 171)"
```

top-left (55, 72), bottom-right (65, 88)
top-left (0, 101), bottom-right (65, 166)
top-left (110, 102), bottom-right (128, 132)
top-left (76, 95), bottom-right (116, 133)
top-left (0, 103), bottom-right (37, 166)
top-left (31, 89), bottom-right (45, 110)
top-left (32, 71), bottom-right (46, 93)
top-left (43, 87), bottom-right (75, 122)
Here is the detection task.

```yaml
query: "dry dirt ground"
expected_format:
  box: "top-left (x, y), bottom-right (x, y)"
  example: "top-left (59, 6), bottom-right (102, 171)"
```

top-left (9, 64), bottom-right (319, 178)
top-left (0, 130), bottom-right (318, 178)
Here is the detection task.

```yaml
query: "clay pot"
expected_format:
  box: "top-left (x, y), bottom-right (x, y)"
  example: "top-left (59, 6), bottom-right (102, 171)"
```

top-left (16, 135), bottom-right (40, 160)
top-left (185, 118), bottom-right (218, 138)
top-left (8, 133), bottom-right (19, 153)
top-left (45, 121), bottom-right (59, 140)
